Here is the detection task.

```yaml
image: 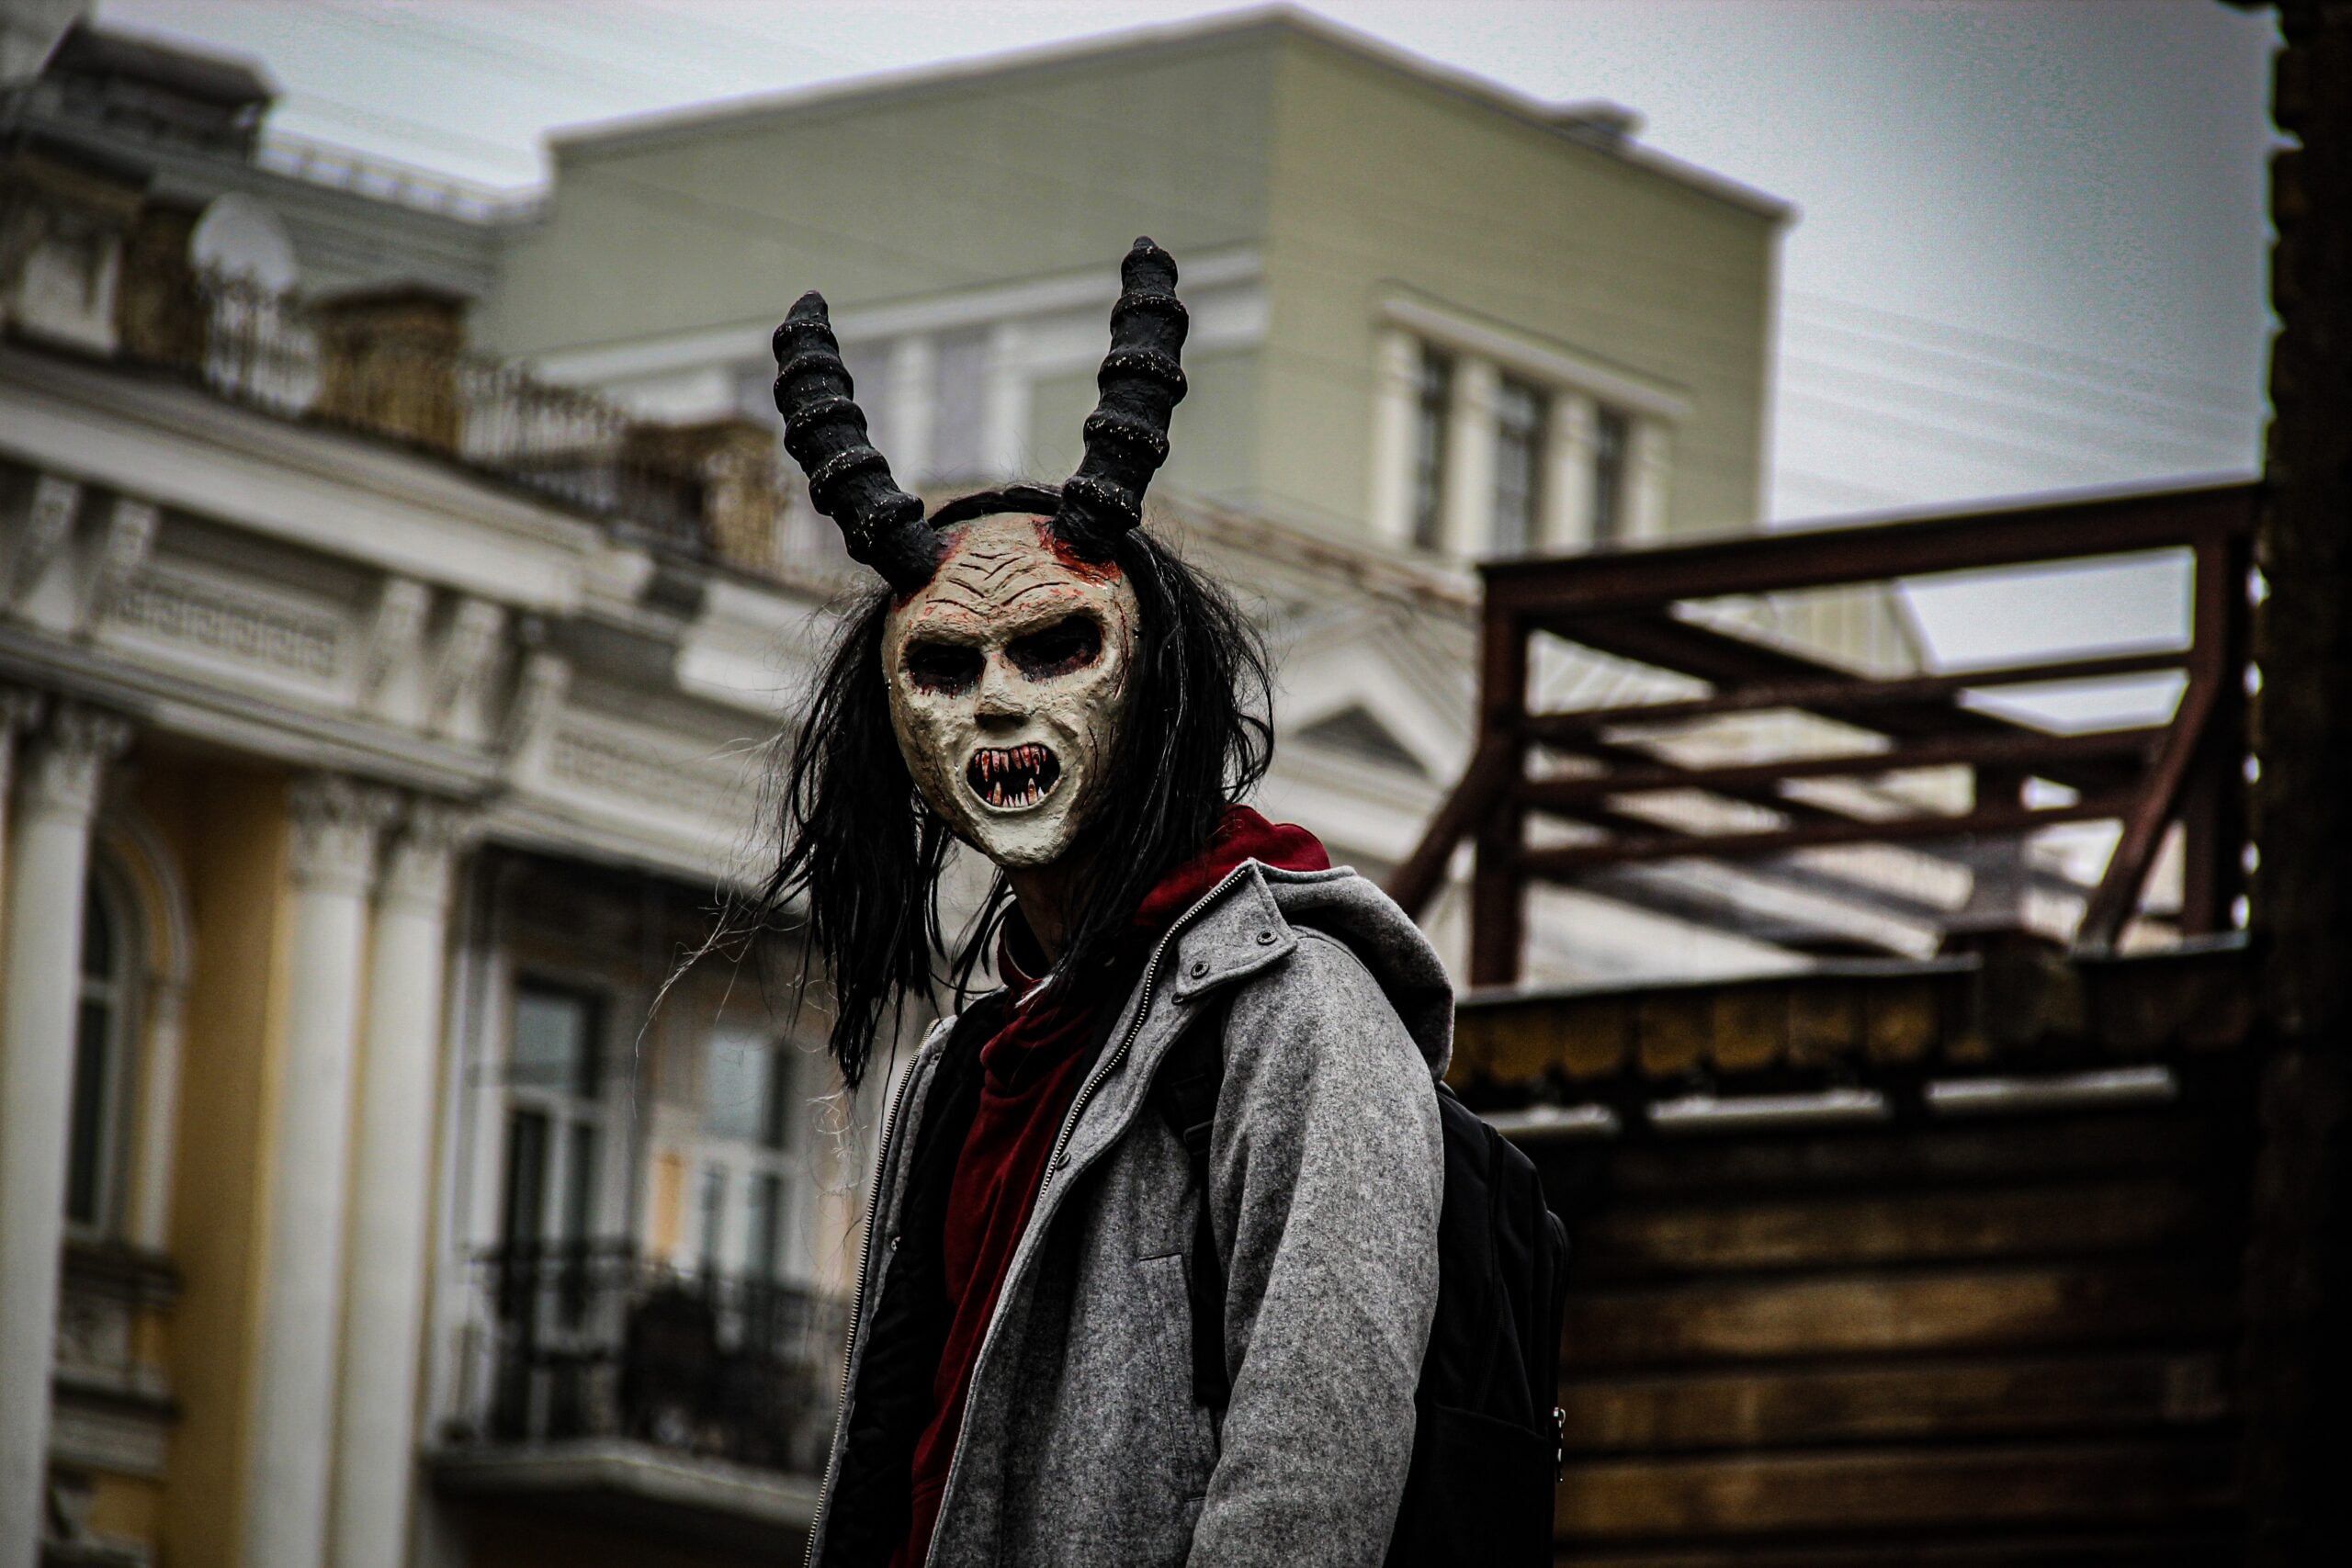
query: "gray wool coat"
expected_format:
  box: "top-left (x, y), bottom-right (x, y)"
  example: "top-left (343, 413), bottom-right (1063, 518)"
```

top-left (807, 862), bottom-right (1452, 1568)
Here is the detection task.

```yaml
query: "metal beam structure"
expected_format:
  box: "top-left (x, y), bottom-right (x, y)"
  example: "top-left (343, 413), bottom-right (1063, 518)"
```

top-left (1390, 481), bottom-right (2256, 985)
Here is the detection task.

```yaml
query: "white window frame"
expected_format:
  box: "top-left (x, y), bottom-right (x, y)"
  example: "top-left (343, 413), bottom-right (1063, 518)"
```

top-left (1372, 293), bottom-right (1685, 557)
top-left (686, 1026), bottom-right (804, 1285)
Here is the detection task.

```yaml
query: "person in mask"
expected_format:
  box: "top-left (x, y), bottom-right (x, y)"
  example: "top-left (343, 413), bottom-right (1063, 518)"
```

top-left (760, 240), bottom-right (1450, 1568)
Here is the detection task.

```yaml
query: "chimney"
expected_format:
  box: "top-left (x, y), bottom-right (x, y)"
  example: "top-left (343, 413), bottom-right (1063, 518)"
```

top-left (0, 133), bottom-right (147, 354)
top-left (624, 417), bottom-right (786, 574)
top-left (114, 198), bottom-right (203, 369)
top-left (311, 283), bottom-right (469, 453)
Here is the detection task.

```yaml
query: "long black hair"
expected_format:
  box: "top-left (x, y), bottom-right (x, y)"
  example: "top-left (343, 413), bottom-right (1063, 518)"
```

top-left (751, 485), bottom-right (1273, 1089)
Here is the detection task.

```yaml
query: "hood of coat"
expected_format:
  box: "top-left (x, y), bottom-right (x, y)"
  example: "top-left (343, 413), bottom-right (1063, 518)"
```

top-left (1182, 861), bottom-right (1454, 1082)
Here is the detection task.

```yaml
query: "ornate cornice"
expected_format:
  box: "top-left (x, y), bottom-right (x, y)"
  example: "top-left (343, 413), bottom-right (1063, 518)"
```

top-left (9, 475), bottom-right (81, 608)
top-left (428, 596), bottom-right (504, 733)
top-left (361, 576), bottom-right (430, 709)
top-left (82, 496), bottom-right (159, 631)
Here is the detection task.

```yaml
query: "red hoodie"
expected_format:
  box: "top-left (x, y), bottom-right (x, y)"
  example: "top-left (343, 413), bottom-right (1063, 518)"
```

top-left (888, 807), bottom-right (1329, 1568)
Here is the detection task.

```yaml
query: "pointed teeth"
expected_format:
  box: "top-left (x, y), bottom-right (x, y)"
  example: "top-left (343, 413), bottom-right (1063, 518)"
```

top-left (964, 743), bottom-right (1061, 810)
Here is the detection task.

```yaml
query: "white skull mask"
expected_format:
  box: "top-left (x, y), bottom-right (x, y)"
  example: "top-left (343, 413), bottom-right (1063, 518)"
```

top-left (882, 513), bottom-right (1140, 869)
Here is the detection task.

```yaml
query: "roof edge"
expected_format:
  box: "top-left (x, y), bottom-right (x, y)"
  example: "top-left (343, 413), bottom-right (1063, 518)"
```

top-left (545, 5), bottom-right (1792, 221)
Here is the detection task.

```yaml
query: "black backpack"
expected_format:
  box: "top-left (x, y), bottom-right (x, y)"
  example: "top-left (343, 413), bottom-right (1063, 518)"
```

top-left (1153, 1006), bottom-right (1571, 1566)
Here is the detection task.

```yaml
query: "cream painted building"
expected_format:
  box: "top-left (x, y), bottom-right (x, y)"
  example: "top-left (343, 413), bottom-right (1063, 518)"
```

top-left (481, 9), bottom-right (1787, 564)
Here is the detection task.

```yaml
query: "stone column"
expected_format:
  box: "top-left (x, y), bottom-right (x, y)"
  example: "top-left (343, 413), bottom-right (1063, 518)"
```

top-left (330, 802), bottom-right (469, 1568)
top-left (1543, 392), bottom-right (1598, 553)
top-left (243, 775), bottom-right (395, 1568)
top-left (981, 322), bottom-right (1027, 481)
top-left (1366, 327), bottom-right (1419, 548)
top-left (1625, 417), bottom-right (1674, 545)
top-left (889, 334), bottom-right (936, 484)
top-left (0, 689), bottom-right (43, 910)
top-left (1440, 355), bottom-right (1498, 558)
top-left (0, 703), bottom-right (131, 1568)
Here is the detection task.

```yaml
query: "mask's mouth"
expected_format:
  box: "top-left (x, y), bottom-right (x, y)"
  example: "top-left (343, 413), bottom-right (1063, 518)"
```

top-left (966, 743), bottom-right (1062, 811)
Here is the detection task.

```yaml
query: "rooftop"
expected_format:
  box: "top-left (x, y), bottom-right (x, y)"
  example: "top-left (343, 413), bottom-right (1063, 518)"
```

top-left (545, 6), bottom-right (1791, 221)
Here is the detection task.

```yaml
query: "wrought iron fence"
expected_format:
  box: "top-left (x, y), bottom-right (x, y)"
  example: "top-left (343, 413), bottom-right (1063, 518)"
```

top-left (458, 1241), bottom-right (847, 1476)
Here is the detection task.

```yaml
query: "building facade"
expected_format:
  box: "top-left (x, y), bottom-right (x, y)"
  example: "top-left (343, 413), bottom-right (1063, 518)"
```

top-left (0, 13), bottom-right (1924, 1568)
top-left (481, 10), bottom-right (1787, 561)
top-left (0, 21), bottom-right (1523, 1568)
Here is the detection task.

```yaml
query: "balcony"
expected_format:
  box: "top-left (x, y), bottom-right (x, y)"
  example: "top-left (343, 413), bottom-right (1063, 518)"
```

top-left (1391, 480), bottom-right (2256, 983)
top-left (431, 1244), bottom-right (846, 1548)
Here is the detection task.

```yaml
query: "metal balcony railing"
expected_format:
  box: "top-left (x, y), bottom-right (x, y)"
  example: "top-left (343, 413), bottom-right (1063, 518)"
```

top-left (456, 1241), bottom-right (847, 1478)
top-left (1390, 481), bottom-right (2257, 985)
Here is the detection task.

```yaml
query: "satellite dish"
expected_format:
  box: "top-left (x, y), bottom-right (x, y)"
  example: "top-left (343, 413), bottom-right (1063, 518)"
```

top-left (190, 194), bottom-right (298, 292)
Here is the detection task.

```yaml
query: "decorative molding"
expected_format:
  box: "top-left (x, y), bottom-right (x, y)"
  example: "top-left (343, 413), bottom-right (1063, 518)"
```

top-left (81, 495), bottom-right (159, 631)
top-left (287, 773), bottom-right (399, 897)
top-left (47, 1384), bottom-right (173, 1481)
top-left (361, 576), bottom-right (430, 706)
top-left (379, 799), bottom-right (477, 913)
top-left (428, 596), bottom-right (505, 731)
top-left (526, 245), bottom-right (1265, 389)
top-left (17, 702), bottom-right (134, 825)
top-left (10, 473), bottom-right (81, 606)
top-left (1380, 291), bottom-right (1690, 421)
top-left (503, 649), bottom-right (570, 767)
top-left (548, 717), bottom-right (741, 823)
top-left (108, 565), bottom-right (345, 682)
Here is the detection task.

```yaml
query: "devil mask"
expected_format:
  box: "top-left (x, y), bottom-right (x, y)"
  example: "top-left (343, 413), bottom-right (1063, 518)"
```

top-left (879, 513), bottom-right (1140, 865)
top-left (774, 239), bottom-right (1187, 870)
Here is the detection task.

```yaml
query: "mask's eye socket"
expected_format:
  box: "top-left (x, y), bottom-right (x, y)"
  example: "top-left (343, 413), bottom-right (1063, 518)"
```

top-left (904, 639), bottom-right (982, 694)
top-left (1008, 615), bottom-right (1103, 681)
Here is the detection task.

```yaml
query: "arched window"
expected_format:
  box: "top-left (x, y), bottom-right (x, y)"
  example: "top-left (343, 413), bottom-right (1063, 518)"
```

top-left (65, 874), bottom-right (134, 1234)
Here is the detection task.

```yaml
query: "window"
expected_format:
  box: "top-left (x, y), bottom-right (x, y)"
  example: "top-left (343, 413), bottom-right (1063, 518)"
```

top-left (930, 328), bottom-right (990, 483)
top-left (500, 983), bottom-right (606, 1257)
top-left (1409, 346), bottom-right (1453, 552)
top-left (65, 877), bottom-right (132, 1232)
top-left (1590, 405), bottom-right (1631, 547)
top-left (1491, 377), bottom-right (1547, 556)
top-left (693, 1029), bottom-right (797, 1282)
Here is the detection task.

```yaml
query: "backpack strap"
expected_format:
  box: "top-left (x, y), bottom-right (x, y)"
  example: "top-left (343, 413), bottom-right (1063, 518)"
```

top-left (1151, 995), bottom-right (1231, 1411)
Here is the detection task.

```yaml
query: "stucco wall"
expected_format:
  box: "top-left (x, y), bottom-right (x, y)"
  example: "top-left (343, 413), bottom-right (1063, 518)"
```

top-left (1254, 32), bottom-right (1781, 538)
top-left (476, 32), bottom-right (1280, 358)
top-left (1027, 345), bottom-right (1261, 505)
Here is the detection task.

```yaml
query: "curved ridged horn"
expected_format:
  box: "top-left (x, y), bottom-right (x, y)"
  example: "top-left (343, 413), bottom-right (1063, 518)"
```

top-left (1055, 237), bottom-right (1189, 558)
top-left (773, 292), bottom-right (940, 592)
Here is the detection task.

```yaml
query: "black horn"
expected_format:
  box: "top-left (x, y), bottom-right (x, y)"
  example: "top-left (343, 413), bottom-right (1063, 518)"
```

top-left (773, 293), bottom-right (940, 592)
top-left (1055, 238), bottom-right (1189, 558)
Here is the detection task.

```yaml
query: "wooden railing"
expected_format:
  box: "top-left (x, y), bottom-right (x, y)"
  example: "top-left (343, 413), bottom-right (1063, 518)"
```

top-left (1389, 481), bottom-right (2257, 985)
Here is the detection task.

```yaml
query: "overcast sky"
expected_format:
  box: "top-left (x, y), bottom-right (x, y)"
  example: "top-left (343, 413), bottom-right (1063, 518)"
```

top-left (93, 0), bottom-right (2279, 674)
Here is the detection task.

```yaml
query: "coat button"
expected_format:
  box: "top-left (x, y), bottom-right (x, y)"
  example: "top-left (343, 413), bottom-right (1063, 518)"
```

top-left (1256, 930), bottom-right (1278, 945)
top-left (1188, 958), bottom-right (1209, 978)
